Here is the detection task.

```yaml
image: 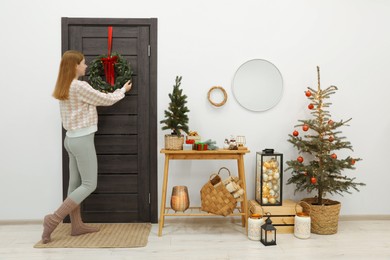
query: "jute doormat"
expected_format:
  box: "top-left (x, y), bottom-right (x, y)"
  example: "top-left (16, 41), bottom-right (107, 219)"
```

top-left (34, 223), bottom-right (151, 248)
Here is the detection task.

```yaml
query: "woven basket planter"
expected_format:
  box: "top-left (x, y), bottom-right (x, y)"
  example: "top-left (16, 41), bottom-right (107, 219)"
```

top-left (164, 135), bottom-right (184, 150)
top-left (301, 198), bottom-right (341, 235)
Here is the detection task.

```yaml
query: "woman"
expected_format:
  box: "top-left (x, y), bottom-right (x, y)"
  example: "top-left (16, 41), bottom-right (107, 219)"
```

top-left (42, 50), bottom-right (132, 244)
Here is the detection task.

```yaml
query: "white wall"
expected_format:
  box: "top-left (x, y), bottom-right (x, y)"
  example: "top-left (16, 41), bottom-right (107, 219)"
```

top-left (1, 0), bottom-right (389, 220)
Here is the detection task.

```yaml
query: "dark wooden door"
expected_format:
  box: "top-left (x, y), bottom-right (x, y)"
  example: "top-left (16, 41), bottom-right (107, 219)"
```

top-left (61, 18), bottom-right (157, 223)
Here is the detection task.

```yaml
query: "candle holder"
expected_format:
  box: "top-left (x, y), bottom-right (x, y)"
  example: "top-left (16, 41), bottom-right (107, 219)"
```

top-left (255, 149), bottom-right (283, 206)
top-left (236, 135), bottom-right (247, 150)
top-left (170, 186), bottom-right (190, 212)
top-left (294, 201), bottom-right (311, 239)
top-left (248, 205), bottom-right (264, 241)
top-left (260, 212), bottom-right (277, 246)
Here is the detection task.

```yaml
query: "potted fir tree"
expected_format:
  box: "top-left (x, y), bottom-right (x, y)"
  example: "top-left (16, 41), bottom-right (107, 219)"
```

top-left (286, 67), bottom-right (365, 235)
top-left (160, 76), bottom-right (190, 150)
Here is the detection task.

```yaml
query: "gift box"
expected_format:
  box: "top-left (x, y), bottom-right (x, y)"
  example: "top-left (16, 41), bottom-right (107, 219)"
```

top-left (183, 144), bottom-right (193, 150)
top-left (195, 142), bottom-right (208, 151)
top-left (185, 139), bottom-right (195, 144)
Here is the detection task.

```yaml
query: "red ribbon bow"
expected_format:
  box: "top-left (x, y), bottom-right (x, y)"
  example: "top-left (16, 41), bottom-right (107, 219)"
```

top-left (101, 26), bottom-right (117, 86)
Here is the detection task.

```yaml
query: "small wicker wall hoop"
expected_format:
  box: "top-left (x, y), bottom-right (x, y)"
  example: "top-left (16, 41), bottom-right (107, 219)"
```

top-left (207, 86), bottom-right (228, 107)
top-left (296, 200), bottom-right (311, 216)
top-left (218, 167), bottom-right (231, 176)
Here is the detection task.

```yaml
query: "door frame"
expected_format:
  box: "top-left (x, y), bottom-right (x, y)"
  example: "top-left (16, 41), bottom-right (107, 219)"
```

top-left (61, 17), bottom-right (158, 223)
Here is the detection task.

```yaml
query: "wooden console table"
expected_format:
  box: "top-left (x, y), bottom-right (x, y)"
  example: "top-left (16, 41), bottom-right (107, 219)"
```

top-left (159, 149), bottom-right (250, 236)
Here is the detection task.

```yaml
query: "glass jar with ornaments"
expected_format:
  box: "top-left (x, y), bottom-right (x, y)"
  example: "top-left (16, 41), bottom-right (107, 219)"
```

top-left (255, 149), bottom-right (283, 206)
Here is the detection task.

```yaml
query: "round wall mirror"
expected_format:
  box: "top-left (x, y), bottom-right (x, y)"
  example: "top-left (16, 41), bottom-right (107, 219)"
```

top-left (232, 59), bottom-right (283, 112)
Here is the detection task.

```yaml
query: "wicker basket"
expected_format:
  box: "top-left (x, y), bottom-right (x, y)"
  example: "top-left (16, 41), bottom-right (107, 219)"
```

top-left (301, 198), bottom-right (341, 235)
top-left (164, 135), bottom-right (184, 150)
top-left (200, 168), bottom-right (237, 216)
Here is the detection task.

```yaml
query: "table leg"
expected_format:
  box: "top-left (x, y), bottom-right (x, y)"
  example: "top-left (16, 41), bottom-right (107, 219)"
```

top-left (158, 155), bottom-right (170, 236)
top-left (237, 155), bottom-right (248, 232)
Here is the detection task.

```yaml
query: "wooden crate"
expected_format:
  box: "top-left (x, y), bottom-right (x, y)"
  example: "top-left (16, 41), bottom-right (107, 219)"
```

top-left (248, 199), bottom-right (302, 234)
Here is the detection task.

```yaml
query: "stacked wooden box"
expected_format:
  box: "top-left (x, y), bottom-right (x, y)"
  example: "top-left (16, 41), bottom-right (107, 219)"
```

top-left (248, 199), bottom-right (302, 233)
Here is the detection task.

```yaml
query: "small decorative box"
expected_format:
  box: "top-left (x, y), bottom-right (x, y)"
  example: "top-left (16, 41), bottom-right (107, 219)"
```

top-left (196, 142), bottom-right (208, 151)
top-left (183, 144), bottom-right (193, 150)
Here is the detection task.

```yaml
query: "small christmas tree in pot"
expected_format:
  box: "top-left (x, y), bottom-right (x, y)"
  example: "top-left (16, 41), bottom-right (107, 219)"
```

top-left (286, 67), bottom-right (365, 235)
top-left (160, 76), bottom-right (190, 150)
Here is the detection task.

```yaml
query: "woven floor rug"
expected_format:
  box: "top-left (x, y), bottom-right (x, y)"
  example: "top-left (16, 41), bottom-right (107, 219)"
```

top-left (34, 223), bottom-right (151, 248)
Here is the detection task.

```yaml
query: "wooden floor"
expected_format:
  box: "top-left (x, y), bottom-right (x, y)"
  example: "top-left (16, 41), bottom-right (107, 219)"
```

top-left (1, 218), bottom-right (390, 259)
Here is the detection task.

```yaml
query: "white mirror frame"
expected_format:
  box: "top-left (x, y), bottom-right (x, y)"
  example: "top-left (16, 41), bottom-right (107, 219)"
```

top-left (232, 59), bottom-right (283, 112)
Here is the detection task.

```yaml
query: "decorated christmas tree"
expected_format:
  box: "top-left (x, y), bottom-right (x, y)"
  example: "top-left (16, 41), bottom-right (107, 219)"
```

top-left (160, 76), bottom-right (190, 136)
top-left (286, 67), bottom-right (365, 205)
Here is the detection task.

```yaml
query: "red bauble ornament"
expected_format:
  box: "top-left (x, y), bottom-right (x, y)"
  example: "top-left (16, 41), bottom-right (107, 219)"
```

top-left (297, 156), bottom-right (304, 163)
top-left (328, 119), bottom-right (334, 125)
top-left (329, 135), bottom-right (334, 142)
top-left (331, 153), bottom-right (337, 159)
top-left (351, 159), bottom-right (356, 165)
top-left (293, 130), bottom-right (299, 136)
top-left (302, 125), bottom-right (309, 131)
top-left (311, 177), bottom-right (317, 184)
top-left (308, 103), bottom-right (314, 109)
top-left (305, 90), bottom-right (312, 97)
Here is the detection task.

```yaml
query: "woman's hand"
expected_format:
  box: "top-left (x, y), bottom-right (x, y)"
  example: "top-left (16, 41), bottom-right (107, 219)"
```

top-left (123, 80), bottom-right (132, 92)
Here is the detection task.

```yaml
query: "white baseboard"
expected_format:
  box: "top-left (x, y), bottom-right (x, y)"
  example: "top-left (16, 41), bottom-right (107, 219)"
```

top-left (0, 219), bottom-right (42, 225)
top-left (1, 215), bottom-right (389, 225)
top-left (339, 215), bottom-right (390, 221)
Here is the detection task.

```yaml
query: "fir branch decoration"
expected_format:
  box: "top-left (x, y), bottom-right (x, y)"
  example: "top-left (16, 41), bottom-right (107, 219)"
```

top-left (160, 76), bottom-right (190, 136)
top-left (88, 52), bottom-right (133, 93)
top-left (286, 66), bottom-right (365, 205)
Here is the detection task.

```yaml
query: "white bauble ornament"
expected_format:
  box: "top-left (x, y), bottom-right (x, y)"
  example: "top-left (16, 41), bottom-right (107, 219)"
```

top-left (262, 197), bottom-right (268, 204)
top-left (262, 174), bottom-right (268, 181)
top-left (269, 189), bottom-right (275, 196)
top-left (269, 197), bottom-right (276, 204)
top-left (273, 172), bottom-right (280, 179)
top-left (267, 182), bottom-right (273, 189)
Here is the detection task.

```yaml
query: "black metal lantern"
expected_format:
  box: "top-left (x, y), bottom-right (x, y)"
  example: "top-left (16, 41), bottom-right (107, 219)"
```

top-left (260, 212), bottom-right (277, 246)
top-left (255, 149), bottom-right (283, 206)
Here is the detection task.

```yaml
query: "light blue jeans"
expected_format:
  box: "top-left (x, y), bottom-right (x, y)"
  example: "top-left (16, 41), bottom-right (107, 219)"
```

top-left (64, 133), bottom-right (98, 204)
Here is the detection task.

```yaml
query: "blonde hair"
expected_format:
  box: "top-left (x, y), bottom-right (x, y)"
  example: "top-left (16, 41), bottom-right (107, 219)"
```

top-left (52, 50), bottom-right (84, 100)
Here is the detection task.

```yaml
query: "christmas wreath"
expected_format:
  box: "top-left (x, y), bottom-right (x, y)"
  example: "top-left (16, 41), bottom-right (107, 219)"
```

top-left (88, 52), bottom-right (133, 93)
